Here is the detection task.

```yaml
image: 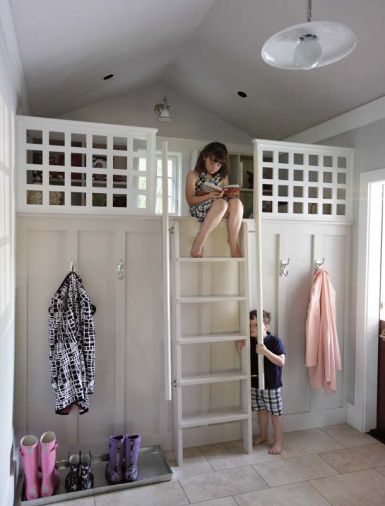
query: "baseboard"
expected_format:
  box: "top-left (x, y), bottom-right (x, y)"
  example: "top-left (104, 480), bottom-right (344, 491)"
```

top-left (282, 407), bottom-right (347, 432)
top-left (346, 401), bottom-right (364, 431)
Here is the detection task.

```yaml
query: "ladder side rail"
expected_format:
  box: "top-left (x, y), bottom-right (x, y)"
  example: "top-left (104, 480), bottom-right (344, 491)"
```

top-left (240, 221), bottom-right (253, 453)
top-left (172, 222), bottom-right (183, 465)
top-left (253, 141), bottom-right (265, 390)
top-left (162, 140), bottom-right (172, 401)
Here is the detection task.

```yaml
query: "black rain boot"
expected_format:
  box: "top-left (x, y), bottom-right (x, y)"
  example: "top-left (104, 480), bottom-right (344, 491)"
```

top-left (64, 452), bottom-right (81, 492)
top-left (79, 451), bottom-right (94, 490)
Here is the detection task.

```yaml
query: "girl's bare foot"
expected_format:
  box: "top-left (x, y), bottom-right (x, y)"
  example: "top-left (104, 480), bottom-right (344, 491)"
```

top-left (191, 236), bottom-right (203, 258)
top-left (268, 441), bottom-right (282, 454)
top-left (229, 243), bottom-right (242, 258)
top-left (253, 434), bottom-right (268, 446)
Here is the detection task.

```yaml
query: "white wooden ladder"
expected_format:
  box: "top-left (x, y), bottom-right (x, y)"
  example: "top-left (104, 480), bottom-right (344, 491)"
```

top-left (169, 219), bottom-right (253, 465)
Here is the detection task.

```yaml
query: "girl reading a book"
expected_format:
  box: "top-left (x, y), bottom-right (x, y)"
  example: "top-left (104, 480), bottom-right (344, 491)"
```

top-left (186, 142), bottom-right (243, 257)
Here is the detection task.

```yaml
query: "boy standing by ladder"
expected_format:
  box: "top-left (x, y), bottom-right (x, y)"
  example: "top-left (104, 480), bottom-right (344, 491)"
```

top-left (237, 309), bottom-right (286, 454)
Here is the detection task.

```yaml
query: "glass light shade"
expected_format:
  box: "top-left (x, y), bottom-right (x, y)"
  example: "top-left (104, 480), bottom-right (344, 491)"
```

top-left (158, 107), bottom-right (171, 122)
top-left (261, 21), bottom-right (357, 70)
top-left (293, 34), bottom-right (322, 69)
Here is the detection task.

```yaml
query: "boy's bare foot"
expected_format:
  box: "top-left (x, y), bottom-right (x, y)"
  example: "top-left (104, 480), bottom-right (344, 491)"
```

top-left (268, 441), bottom-right (282, 454)
top-left (253, 435), bottom-right (268, 446)
top-left (191, 237), bottom-right (203, 258)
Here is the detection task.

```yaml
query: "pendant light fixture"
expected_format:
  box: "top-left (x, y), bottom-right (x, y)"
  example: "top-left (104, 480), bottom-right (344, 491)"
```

top-left (261, 0), bottom-right (357, 70)
top-left (154, 96), bottom-right (171, 122)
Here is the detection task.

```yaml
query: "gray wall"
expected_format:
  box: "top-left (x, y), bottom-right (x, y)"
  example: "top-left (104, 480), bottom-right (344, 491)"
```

top-left (59, 82), bottom-right (253, 218)
top-left (322, 117), bottom-right (385, 212)
top-left (59, 81), bottom-right (251, 145)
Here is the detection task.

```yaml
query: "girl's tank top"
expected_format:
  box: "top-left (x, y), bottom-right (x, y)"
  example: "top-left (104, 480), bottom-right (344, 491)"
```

top-left (195, 171), bottom-right (222, 195)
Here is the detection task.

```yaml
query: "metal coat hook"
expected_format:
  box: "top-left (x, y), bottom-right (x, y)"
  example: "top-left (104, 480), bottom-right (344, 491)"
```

top-left (116, 259), bottom-right (125, 280)
top-left (314, 258), bottom-right (325, 272)
top-left (279, 258), bottom-right (290, 277)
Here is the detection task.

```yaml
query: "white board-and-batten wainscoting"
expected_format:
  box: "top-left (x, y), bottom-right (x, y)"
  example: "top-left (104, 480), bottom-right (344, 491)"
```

top-left (15, 216), bottom-right (167, 459)
top-left (15, 215), bottom-right (352, 457)
top-left (247, 219), bottom-right (352, 432)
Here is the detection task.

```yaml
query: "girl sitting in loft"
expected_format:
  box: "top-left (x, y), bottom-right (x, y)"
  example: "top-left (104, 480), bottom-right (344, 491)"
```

top-left (185, 142), bottom-right (243, 258)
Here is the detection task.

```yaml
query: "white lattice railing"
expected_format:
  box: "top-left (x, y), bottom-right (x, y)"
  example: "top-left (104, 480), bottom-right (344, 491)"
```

top-left (16, 116), bottom-right (157, 214)
top-left (16, 117), bottom-right (354, 222)
top-left (253, 139), bottom-right (354, 222)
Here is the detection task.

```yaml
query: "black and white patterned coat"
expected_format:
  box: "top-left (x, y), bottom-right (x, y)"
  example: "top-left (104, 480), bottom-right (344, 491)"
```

top-left (48, 272), bottom-right (96, 414)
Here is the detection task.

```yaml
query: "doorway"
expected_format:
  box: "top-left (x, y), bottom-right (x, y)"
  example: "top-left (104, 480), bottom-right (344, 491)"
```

top-left (373, 183), bottom-right (385, 438)
top-left (350, 169), bottom-right (385, 433)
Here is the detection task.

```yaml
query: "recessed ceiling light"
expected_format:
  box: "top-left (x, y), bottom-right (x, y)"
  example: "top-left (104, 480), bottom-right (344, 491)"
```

top-left (103, 74), bottom-right (114, 80)
top-left (237, 91), bottom-right (247, 98)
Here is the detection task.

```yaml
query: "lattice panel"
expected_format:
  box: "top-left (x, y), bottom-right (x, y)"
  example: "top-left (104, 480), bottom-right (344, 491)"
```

top-left (17, 117), bottom-right (157, 214)
top-left (253, 140), bottom-right (354, 221)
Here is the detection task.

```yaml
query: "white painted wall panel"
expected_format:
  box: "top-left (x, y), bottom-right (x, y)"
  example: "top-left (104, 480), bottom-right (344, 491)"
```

top-left (15, 217), bottom-right (352, 458)
top-left (124, 229), bottom-right (163, 440)
top-left (280, 233), bottom-right (313, 415)
top-left (77, 231), bottom-right (116, 452)
top-left (24, 230), bottom-right (76, 457)
top-left (310, 233), bottom-right (347, 410)
top-left (247, 220), bottom-right (352, 431)
top-left (15, 217), bottom-right (168, 457)
top-left (248, 231), bottom-right (278, 331)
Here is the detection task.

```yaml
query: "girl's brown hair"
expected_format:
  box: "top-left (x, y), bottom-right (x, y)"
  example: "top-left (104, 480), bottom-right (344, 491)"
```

top-left (195, 142), bottom-right (229, 178)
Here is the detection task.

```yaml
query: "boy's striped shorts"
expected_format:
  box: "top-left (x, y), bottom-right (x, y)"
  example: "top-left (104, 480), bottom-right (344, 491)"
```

top-left (251, 387), bottom-right (283, 416)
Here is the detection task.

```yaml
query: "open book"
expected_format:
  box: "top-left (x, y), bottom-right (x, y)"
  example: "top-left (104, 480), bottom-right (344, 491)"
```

top-left (203, 181), bottom-right (240, 195)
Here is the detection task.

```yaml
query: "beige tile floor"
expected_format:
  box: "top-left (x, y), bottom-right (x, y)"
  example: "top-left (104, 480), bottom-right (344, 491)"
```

top-left (53, 424), bottom-right (385, 506)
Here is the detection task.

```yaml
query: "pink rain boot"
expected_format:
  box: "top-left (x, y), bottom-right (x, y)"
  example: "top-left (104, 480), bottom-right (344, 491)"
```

top-left (40, 431), bottom-right (59, 497)
top-left (20, 435), bottom-right (40, 500)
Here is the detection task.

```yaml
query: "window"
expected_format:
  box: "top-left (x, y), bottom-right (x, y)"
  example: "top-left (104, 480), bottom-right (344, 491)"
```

top-left (155, 153), bottom-right (180, 214)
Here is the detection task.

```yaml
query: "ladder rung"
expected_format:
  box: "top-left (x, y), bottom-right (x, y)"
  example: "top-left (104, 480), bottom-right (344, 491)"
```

top-left (178, 295), bottom-right (247, 303)
top-left (180, 372), bottom-right (248, 386)
top-left (181, 410), bottom-right (249, 428)
top-left (179, 333), bottom-right (248, 344)
top-left (176, 257), bottom-right (247, 263)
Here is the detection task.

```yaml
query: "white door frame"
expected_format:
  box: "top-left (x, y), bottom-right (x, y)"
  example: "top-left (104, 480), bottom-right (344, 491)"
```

top-left (348, 168), bottom-right (385, 431)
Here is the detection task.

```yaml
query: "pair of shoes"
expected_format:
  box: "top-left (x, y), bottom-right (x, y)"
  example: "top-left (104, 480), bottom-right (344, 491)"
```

top-left (105, 434), bottom-right (141, 483)
top-left (65, 450), bottom-right (94, 492)
top-left (19, 432), bottom-right (59, 500)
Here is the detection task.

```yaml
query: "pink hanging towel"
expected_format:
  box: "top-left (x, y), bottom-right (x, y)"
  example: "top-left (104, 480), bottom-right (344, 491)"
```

top-left (305, 269), bottom-right (342, 393)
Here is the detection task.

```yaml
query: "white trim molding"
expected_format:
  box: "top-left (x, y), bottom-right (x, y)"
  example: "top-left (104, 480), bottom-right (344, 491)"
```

top-left (349, 168), bottom-right (385, 431)
top-left (285, 95), bottom-right (385, 144)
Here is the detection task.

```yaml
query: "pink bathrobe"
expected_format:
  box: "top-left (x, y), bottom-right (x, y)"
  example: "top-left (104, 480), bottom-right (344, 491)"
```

top-left (305, 269), bottom-right (342, 393)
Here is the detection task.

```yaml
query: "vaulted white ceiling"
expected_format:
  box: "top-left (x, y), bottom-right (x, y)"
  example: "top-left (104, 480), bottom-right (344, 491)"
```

top-left (9, 0), bottom-right (385, 139)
